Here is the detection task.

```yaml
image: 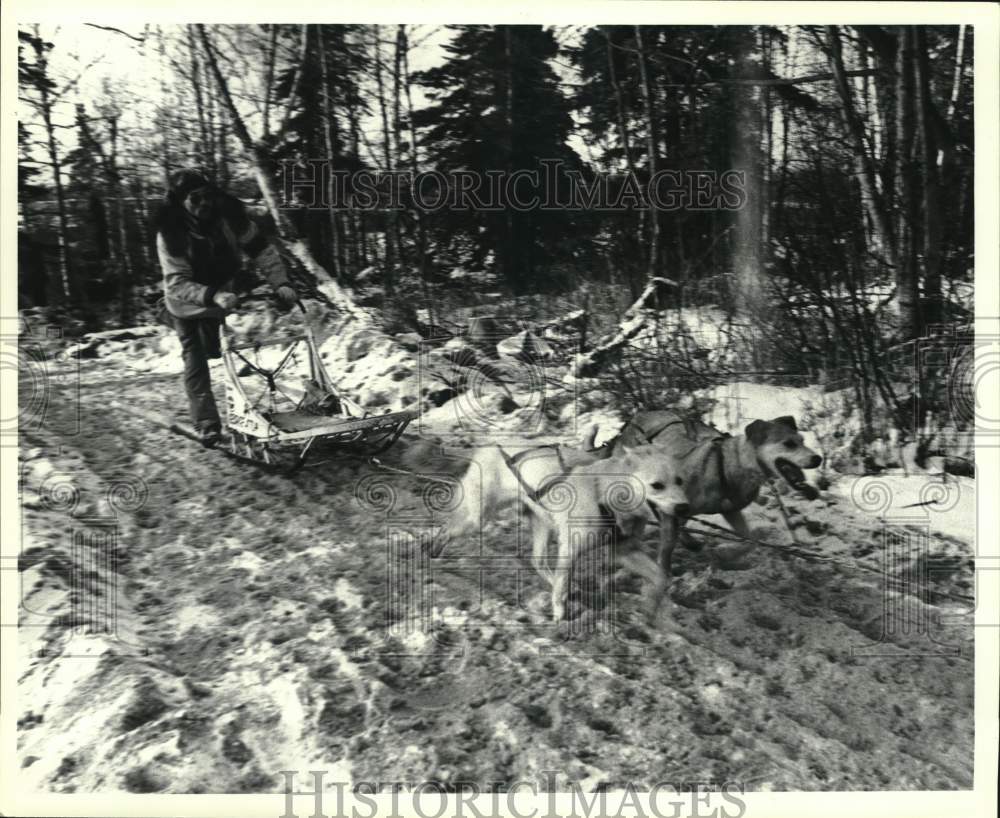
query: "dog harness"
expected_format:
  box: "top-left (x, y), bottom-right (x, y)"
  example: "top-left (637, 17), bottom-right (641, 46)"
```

top-left (496, 445), bottom-right (644, 541)
top-left (629, 414), bottom-right (734, 503)
top-left (496, 444), bottom-right (569, 505)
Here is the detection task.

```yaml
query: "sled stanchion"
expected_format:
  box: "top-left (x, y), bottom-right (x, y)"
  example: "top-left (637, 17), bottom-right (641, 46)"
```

top-left (216, 327), bottom-right (415, 470)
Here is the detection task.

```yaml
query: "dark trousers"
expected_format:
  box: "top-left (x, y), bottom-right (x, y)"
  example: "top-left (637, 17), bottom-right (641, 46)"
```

top-left (174, 316), bottom-right (224, 430)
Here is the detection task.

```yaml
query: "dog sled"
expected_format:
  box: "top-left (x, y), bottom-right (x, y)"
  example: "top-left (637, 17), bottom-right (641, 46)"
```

top-left (174, 328), bottom-right (415, 473)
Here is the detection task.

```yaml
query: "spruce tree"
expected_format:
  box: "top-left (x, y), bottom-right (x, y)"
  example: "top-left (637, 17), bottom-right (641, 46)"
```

top-left (414, 25), bottom-right (586, 292)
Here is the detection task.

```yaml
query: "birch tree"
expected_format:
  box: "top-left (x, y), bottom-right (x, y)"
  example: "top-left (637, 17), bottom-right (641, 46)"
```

top-left (19, 27), bottom-right (75, 300)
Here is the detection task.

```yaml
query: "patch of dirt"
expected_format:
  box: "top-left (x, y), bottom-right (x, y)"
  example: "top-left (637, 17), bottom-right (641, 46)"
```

top-left (15, 360), bottom-right (975, 793)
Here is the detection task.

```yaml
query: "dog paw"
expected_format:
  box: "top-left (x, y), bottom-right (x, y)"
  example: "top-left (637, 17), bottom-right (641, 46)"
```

top-left (714, 542), bottom-right (754, 569)
top-left (798, 484), bottom-right (820, 501)
top-left (680, 531), bottom-right (704, 552)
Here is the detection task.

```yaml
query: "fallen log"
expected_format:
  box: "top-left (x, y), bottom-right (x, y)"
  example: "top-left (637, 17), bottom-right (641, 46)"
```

top-left (571, 277), bottom-right (677, 377)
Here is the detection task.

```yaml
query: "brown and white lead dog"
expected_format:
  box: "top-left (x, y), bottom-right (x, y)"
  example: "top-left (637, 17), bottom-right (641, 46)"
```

top-left (595, 410), bottom-right (822, 573)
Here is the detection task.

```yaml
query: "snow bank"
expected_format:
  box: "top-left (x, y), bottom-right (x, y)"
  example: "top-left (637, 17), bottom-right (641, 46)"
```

top-left (700, 381), bottom-right (824, 431)
top-left (317, 319), bottom-right (420, 413)
top-left (830, 474), bottom-right (976, 544)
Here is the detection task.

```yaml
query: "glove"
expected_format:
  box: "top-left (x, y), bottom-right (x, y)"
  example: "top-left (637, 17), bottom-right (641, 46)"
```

top-left (275, 285), bottom-right (299, 309)
top-left (212, 291), bottom-right (239, 312)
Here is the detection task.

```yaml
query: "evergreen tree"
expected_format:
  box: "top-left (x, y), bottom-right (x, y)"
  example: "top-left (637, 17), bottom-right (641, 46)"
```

top-left (569, 25), bottom-right (770, 293)
top-left (269, 24), bottom-right (370, 282)
top-left (414, 25), bottom-right (588, 292)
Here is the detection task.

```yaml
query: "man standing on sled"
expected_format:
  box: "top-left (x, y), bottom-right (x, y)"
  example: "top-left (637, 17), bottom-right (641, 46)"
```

top-left (155, 168), bottom-right (299, 447)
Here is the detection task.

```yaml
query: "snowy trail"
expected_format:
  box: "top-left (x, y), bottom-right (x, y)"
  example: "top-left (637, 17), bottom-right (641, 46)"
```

top-left (15, 357), bottom-right (976, 793)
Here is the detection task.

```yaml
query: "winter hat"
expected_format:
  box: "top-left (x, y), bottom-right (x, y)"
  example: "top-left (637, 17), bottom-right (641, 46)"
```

top-left (168, 168), bottom-right (213, 203)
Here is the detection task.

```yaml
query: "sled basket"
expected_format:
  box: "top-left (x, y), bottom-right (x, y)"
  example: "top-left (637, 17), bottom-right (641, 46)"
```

top-left (219, 329), bottom-right (415, 470)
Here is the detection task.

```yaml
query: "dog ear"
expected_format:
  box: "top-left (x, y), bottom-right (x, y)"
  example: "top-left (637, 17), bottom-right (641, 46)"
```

top-left (620, 426), bottom-right (645, 449)
top-left (618, 446), bottom-right (639, 467)
top-left (772, 415), bottom-right (798, 431)
top-left (744, 419), bottom-right (771, 446)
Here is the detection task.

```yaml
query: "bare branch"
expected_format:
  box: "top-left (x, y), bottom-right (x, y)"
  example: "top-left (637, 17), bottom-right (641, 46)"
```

top-left (277, 24), bottom-right (310, 137)
top-left (83, 24), bottom-right (145, 43)
top-left (659, 68), bottom-right (877, 89)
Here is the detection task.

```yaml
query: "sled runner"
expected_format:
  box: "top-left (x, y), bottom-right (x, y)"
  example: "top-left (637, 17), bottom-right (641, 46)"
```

top-left (213, 328), bottom-right (415, 472)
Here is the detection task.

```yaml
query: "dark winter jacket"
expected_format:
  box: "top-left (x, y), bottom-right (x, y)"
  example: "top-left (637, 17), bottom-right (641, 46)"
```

top-left (155, 198), bottom-right (289, 319)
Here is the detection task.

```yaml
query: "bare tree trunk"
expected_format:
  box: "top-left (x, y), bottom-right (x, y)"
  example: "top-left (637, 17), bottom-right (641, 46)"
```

top-left (760, 27), bottom-right (773, 252)
top-left (634, 25), bottom-right (660, 280)
top-left (112, 180), bottom-right (133, 322)
top-left (825, 26), bottom-right (897, 266)
top-left (895, 26), bottom-right (920, 339)
top-left (865, 29), bottom-right (898, 240)
top-left (134, 176), bottom-right (153, 268)
top-left (217, 112), bottom-right (230, 188)
top-left (853, 37), bottom-right (885, 261)
top-left (502, 26), bottom-right (516, 287)
top-left (205, 78), bottom-right (218, 179)
top-left (603, 26), bottom-right (643, 293)
top-left (773, 26), bottom-right (794, 240)
top-left (278, 25), bottom-right (311, 136)
top-left (347, 90), bottom-right (364, 273)
top-left (373, 25), bottom-right (396, 294)
top-left (101, 114), bottom-right (135, 324)
top-left (31, 29), bottom-right (73, 301)
top-left (401, 25), bottom-right (434, 327)
top-left (946, 24), bottom-right (967, 124)
top-left (262, 24), bottom-right (278, 139)
top-left (915, 26), bottom-right (942, 328)
top-left (155, 26), bottom-right (173, 186)
top-left (392, 25), bottom-right (405, 268)
top-left (602, 28), bottom-right (637, 178)
top-left (316, 25), bottom-right (342, 280)
top-left (187, 26), bottom-right (212, 170)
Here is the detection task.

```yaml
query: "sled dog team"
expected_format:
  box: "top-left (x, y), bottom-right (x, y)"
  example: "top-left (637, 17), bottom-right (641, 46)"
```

top-left (435, 410), bottom-right (823, 623)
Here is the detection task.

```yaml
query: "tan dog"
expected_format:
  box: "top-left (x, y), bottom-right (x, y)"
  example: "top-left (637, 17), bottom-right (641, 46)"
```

top-left (431, 440), bottom-right (691, 622)
top-left (535, 444), bottom-right (690, 622)
top-left (431, 443), bottom-right (600, 560)
top-left (605, 411), bottom-right (822, 568)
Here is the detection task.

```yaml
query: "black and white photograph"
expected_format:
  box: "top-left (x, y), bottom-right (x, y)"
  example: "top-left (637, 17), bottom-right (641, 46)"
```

top-left (2, 2), bottom-right (998, 815)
